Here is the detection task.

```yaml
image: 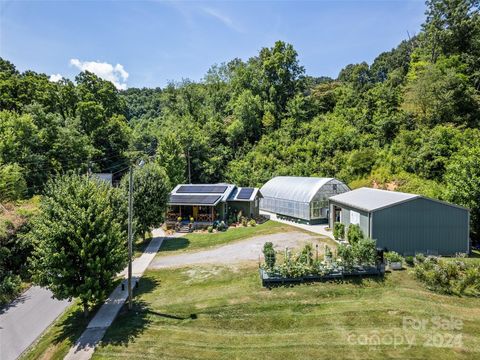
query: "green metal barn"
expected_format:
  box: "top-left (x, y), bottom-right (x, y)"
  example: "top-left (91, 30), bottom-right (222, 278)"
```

top-left (329, 188), bottom-right (470, 256)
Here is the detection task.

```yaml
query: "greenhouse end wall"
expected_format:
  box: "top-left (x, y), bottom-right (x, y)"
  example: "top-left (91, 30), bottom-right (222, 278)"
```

top-left (260, 177), bottom-right (349, 224)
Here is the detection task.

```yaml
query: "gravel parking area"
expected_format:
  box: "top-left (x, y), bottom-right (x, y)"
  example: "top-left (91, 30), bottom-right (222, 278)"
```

top-left (149, 231), bottom-right (331, 269)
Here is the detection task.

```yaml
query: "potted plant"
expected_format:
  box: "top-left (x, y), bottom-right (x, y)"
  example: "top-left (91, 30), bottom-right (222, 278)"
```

top-left (385, 251), bottom-right (403, 270)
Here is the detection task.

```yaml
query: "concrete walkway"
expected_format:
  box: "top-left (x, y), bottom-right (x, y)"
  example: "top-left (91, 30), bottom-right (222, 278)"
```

top-left (64, 228), bottom-right (165, 360)
top-left (260, 210), bottom-right (337, 240)
top-left (0, 286), bottom-right (71, 360)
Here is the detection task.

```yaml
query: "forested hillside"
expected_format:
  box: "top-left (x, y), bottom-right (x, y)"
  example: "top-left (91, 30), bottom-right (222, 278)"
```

top-left (0, 0), bottom-right (479, 244)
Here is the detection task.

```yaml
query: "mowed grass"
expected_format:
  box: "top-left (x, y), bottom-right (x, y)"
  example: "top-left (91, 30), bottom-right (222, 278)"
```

top-left (93, 266), bottom-right (480, 360)
top-left (158, 220), bottom-right (321, 255)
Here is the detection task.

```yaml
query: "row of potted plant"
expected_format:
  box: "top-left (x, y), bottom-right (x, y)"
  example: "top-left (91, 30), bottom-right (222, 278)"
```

top-left (261, 239), bottom-right (382, 280)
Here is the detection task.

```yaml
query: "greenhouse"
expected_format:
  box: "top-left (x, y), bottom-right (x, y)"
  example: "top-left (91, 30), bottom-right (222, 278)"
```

top-left (260, 176), bottom-right (349, 224)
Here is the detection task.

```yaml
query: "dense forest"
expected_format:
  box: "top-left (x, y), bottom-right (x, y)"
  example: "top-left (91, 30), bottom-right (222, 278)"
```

top-left (0, 0), bottom-right (479, 264)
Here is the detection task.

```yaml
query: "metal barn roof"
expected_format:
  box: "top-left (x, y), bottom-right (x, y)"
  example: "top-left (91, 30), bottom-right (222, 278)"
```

top-left (260, 176), bottom-right (339, 203)
top-left (329, 187), bottom-right (421, 212)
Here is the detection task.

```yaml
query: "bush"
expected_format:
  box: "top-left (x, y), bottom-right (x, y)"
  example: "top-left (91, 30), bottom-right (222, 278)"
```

top-left (347, 224), bottom-right (364, 245)
top-left (405, 256), bottom-right (414, 266)
top-left (297, 244), bottom-right (313, 265)
top-left (263, 242), bottom-right (276, 269)
top-left (385, 251), bottom-right (403, 263)
top-left (0, 274), bottom-right (22, 305)
top-left (353, 238), bottom-right (377, 266)
top-left (249, 219), bottom-right (257, 227)
top-left (337, 238), bottom-right (377, 269)
top-left (337, 244), bottom-right (355, 269)
top-left (207, 226), bottom-right (213, 233)
top-left (333, 222), bottom-right (345, 240)
top-left (217, 221), bottom-right (227, 231)
top-left (413, 257), bottom-right (480, 296)
top-left (241, 216), bottom-right (248, 227)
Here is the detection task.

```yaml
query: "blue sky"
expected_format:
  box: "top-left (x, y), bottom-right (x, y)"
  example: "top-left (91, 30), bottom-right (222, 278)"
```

top-left (0, 0), bottom-right (426, 89)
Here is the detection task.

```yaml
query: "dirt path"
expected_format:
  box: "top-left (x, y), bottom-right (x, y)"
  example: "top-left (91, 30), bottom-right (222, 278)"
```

top-left (149, 231), bottom-right (329, 269)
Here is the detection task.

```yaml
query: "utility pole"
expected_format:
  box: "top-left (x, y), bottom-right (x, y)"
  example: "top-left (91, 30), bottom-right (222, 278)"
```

top-left (127, 165), bottom-right (133, 310)
top-left (187, 147), bottom-right (191, 183)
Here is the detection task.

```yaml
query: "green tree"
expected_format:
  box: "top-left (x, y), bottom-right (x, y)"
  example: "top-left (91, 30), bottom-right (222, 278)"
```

top-left (444, 145), bottom-right (480, 239)
top-left (121, 162), bottom-right (170, 241)
top-left (29, 174), bottom-right (127, 316)
top-left (0, 163), bottom-right (26, 202)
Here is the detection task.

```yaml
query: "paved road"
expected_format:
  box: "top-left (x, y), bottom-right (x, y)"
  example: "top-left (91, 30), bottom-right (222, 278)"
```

top-left (149, 231), bottom-right (327, 269)
top-left (0, 286), bottom-right (71, 360)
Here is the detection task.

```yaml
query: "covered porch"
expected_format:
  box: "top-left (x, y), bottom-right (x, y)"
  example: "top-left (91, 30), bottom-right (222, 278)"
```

top-left (166, 205), bottom-right (217, 223)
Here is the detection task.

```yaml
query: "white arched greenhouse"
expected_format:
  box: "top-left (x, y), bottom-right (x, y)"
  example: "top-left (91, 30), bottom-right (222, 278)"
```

top-left (260, 176), bottom-right (350, 224)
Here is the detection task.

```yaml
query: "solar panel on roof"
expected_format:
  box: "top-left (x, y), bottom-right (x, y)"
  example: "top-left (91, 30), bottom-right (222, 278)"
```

top-left (177, 185), bottom-right (228, 194)
top-left (237, 188), bottom-right (254, 200)
top-left (169, 194), bottom-right (221, 205)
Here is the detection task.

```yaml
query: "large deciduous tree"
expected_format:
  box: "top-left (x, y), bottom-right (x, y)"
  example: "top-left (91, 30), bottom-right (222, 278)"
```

top-left (121, 162), bottom-right (170, 241)
top-left (29, 174), bottom-right (127, 316)
top-left (444, 145), bottom-right (480, 240)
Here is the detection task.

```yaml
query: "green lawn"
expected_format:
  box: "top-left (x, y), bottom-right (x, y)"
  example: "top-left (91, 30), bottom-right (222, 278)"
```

top-left (158, 220), bottom-right (326, 255)
top-left (93, 266), bottom-right (480, 360)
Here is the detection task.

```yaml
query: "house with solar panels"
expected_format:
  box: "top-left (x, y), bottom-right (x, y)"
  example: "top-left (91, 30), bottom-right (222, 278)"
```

top-left (166, 183), bottom-right (262, 225)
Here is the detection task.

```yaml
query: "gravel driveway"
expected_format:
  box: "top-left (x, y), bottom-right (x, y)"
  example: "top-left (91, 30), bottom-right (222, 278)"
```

top-left (149, 231), bottom-right (329, 269)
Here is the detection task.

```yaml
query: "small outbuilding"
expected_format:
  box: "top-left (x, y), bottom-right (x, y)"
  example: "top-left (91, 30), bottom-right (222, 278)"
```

top-left (329, 187), bottom-right (470, 256)
top-left (260, 176), bottom-right (350, 224)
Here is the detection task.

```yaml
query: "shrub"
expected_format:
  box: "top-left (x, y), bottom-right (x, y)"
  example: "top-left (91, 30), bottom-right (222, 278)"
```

top-left (337, 244), bottom-right (355, 269)
top-left (189, 216), bottom-right (194, 223)
top-left (333, 222), bottom-right (345, 240)
top-left (415, 253), bottom-right (426, 264)
top-left (217, 221), bottom-right (227, 231)
top-left (263, 242), bottom-right (276, 269)
top-left (177, 216), bottom-right (182, 222)
top-left (207, 226), bottom-right (213, 233)
top-left (241, 216), bottom-right (248, 227)
top-left (249, 219), bottom-right (257, 227)
top-left (297, 244), bottom-right (313, 265)
top-left (353, 238), bottom-right (377, 266)
top-left (385, 251), bottom-right (403, 263)
top-left (347, 224), bottom-right (364, 245)
top-left (405, 256), bottom-right (414, 266)
top-left (413, 258), bottom-right (480, 297)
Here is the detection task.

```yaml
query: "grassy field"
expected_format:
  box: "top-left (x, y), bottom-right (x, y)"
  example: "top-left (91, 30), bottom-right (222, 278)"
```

top-left (93, 265), bottom-right (480, 360)
top-left (158, 220), bottom-right (326, 255)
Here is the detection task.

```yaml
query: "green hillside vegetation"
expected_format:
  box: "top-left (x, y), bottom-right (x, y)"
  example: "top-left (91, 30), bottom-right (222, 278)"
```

top-left (0, 0), bottom-right (479, 283)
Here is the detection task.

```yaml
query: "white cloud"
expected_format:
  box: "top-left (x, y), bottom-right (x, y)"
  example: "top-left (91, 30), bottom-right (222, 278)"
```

top-left (49, 73), bottom-right (63, 82)
top-left (69, 59), bottom-right (129, 90)
top-left (202, 7), bottom-right (243, 33)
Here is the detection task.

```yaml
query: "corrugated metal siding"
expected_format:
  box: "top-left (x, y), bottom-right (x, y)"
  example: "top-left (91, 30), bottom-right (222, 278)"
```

top-left (372, 198), bottom-right (469, 255)
top-left (331, 202), bottom-right (370, 237)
